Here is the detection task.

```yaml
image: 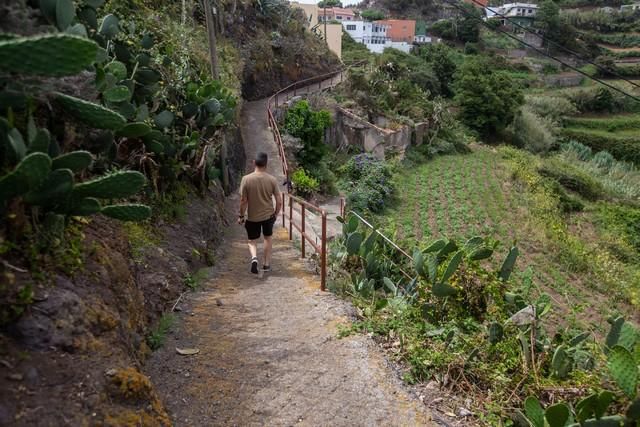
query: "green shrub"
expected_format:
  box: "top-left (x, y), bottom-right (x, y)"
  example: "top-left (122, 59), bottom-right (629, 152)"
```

top-left (510, 106), bottom-right (558, 154)
top-left (453, 57), bottom-right (524, 138)
top-left (525, 95), bottom-right (578, 121)
top-left (538, 157), bottom-right (605, 201)
top-left (561, 128), bottom-right (640, 164)
top-left (340, 154), bottom-right (393, 213)
top-left (596, 203), bottom-right (640, 252)
top-left (563, 115), bottom-right (640, 132)
top-left (291, 168), bottom-right (319, 198)
top-left (284, 100), bottom-right (332, 174)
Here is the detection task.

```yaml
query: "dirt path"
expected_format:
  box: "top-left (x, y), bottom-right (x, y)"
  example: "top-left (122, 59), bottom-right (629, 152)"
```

top-left (147, 99), bottom-right (433, 426)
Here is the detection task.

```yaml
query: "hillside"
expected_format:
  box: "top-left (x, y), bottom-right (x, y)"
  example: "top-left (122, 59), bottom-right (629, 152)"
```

top-left (0, 0), bottom-right (340, 424)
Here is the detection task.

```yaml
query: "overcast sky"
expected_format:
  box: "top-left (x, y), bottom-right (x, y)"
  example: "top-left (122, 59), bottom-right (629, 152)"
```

top-left (293, 0), bottom-right (361, 5)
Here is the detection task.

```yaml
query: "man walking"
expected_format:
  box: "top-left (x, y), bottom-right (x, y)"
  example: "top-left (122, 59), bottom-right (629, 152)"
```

top-left (238, 152), bottom-right (282, 274)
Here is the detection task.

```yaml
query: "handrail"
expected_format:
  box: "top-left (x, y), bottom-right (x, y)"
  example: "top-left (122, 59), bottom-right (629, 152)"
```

top-left (267, 60), bottom-right (367, 185)
top-left (348, 211), bottom-right (413, 261)
top-left (281, 192), bottom-right (328, 291)
top-left (265, 61), bottom-right (367, 290)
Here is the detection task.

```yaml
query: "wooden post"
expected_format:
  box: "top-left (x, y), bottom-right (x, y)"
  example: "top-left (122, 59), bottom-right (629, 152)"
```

top-left (321, 211), bottom-right (327, 291)
top-left (288, 199), bottom-right (293, 240)
top-left (282, 193), bottom-right (286, 228)
top-left (301, 205), bottom-right (306, 258)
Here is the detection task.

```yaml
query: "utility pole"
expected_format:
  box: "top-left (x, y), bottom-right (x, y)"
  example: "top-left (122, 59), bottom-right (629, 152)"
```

top-left (324, 4), bottom-right (328, 45)
top-left (203, 0), bottom-right (219, 79)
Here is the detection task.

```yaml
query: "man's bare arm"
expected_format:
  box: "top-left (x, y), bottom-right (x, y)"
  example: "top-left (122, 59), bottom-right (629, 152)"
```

top-left (239, 195), bottom-right (248, 224)
top-left (274, 193), bottom-right (282, 217)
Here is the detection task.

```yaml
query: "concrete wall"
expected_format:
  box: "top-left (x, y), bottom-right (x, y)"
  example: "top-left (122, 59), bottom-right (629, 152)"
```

top-left (291, 2), bottom-right (343, 59)
top-left (320, 24), bottom-right (343, 59)
top-left (327, 108), bottom-right (428, 160)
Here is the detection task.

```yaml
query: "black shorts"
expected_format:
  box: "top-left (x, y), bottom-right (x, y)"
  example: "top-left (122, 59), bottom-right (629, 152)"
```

top-left (245, 215), bottom-right (276, 240)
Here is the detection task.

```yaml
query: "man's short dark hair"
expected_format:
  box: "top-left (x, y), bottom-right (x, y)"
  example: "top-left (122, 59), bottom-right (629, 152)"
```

top-left (255, 152), bottom-right (268, 168)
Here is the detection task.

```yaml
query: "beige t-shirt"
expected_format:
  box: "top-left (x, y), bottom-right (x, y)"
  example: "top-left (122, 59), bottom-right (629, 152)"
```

top-left (240, 171), bottom-right (280, 222)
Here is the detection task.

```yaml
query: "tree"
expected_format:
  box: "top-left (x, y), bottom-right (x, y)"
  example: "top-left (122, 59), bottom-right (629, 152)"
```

top-left (360, 9), bottom-right (385, 21)
top-left (536, 0), bottom-right (561, 34)
top-left (318, 0), bottom-right (343, 8)
top-left (456, 3), bottom-right (481, 43)
top-left (284, 101), bottom-right (332, 168)
top-left (202, 0), bottom-right (219, 79)
top-left (418, 44), bottom-right (457, 97)
top-left (453, 58), bottom-right (524, 138)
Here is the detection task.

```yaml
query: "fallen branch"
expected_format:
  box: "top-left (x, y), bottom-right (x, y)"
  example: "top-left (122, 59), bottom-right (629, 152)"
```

top-left (2, 260), bottom-right (28, 273)
top-left (171, 291), bottom-right (187, 312)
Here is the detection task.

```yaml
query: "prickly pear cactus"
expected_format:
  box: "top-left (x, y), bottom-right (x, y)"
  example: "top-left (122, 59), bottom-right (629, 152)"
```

top-left (346, 232), bottom-right (363, 256)
top-left (101, 204), bottom-right (151, 221)
top-left (24, 169), bottom-right (73, 207)
top-left (0, 34), bottom-right (98, 77)
top-left (488, 322), bottom-right (503, 344)
top-left (55, 93), bottom-right (126, 130)
top-left (499, 246), bottom-right (519, 281)
top-left (544, 402), bottom-right (572, 427)
top-left (69, 197), bottom-right (102, 216)
top-left (551, 345), bottom-right (571, 379)
top-left (608, 345), bottom-right (638, 399)
top-left (28, 129), bottom-right (51, 154)
top-left (0, 152), bottom-right (51, 204)
top-left (51, 151), bottom-right (93, 172)
top-left (72, 170), bottom-right (146, 199)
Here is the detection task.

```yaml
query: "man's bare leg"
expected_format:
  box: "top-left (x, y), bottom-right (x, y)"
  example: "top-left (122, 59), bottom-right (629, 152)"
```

top-left (248, 240), bottom-right (259, 274)
top-left (263, 236), bottom-right (273, 269)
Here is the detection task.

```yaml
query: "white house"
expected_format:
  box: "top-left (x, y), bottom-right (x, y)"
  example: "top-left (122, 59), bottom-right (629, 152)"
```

top-left (342, 21), bottom-right (412, 54)
top-left (485, 3), bottom-right (538, 18)
top-left (620, 2), bottom-right (640, 11)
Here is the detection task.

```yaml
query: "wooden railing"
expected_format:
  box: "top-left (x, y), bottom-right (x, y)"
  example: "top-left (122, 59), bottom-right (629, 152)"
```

top-left (281, 193), bottom-right (328, 291)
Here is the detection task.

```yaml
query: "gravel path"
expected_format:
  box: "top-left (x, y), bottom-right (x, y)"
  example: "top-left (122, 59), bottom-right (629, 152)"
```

top-left (147, 96), bottom-right (433, 426)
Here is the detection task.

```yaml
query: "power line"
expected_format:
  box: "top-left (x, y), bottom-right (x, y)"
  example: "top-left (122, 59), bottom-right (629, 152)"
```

top-left (442, 0), bottom-right (640, 103)
top-left (467, 0), bottom-right (640, 90)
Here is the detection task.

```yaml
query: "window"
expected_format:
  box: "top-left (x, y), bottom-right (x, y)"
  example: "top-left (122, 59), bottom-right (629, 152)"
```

top-left (346, 24), bottom-right (356, 31)
top-left (336, 15), bottom-right (342, 19)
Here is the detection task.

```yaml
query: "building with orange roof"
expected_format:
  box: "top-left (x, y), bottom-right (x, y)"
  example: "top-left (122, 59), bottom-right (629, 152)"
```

top-left (318, 7), bottom-right (356, 22)
top-left (375, 19), bottom-right (416, 44)
top-left (465, 0), bottom-right (488, 6)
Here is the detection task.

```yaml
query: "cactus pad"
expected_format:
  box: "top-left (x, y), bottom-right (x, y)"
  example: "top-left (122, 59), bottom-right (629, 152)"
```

top-left (69, 197), bottom-right (102, 216)
top-left (101, 204), bottom-right (151, 221)
top-left (544, 403), bottom-right (571, 427)
top-left (29, 129), bottom-right (51, 154)
top-left (72, 170), bottom-right (146, 199)
top-left (608, 345), bottom-right (638, 399)
top-left (524, 396), bottom-right (544, 427)
top-left (0, 34), bottom-right (97, 76)
top-left (52, 151), bottom-right (93, 172)
top-left (117, 122), bottom-right (152, 138)
top-left (55, 93), bottom-right (126, 130)
top-left (432, 281), bottom-right (457, 298)
top-left (441, 250), bottom-right (463, 283)
top-left (346, 232), bottom-right (363, 256)
top-left (499, 246), bottom-right (519, 282)
top-left (24, 169), bottom-right (73, 207)
top-left (488, 322), bottom-right (503, 344)
top-left (0, 152), bottom-right (51, 203)
top-left (551, 345), bottom-right (571, 379)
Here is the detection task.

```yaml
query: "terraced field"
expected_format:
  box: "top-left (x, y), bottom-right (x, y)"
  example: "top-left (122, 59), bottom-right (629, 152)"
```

top-left (385, 148), bottom-right (637, 332)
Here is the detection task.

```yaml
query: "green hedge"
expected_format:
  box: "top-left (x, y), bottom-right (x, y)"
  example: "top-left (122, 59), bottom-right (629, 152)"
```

top-left (562, 127), bottom-right (640, 164)
top-left (563, 116), bottom-right (640, 132)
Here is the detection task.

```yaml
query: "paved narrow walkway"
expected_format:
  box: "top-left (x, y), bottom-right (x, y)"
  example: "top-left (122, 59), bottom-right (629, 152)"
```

top-left (147, 95), bottom-right (433, 426)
